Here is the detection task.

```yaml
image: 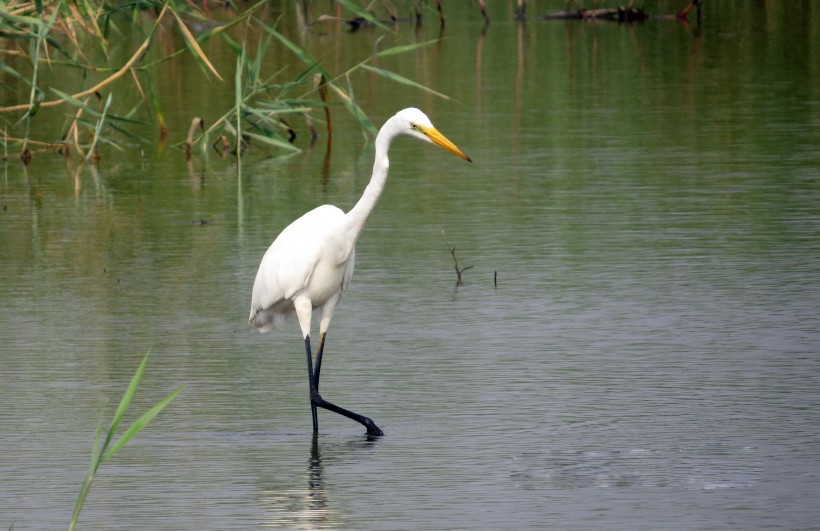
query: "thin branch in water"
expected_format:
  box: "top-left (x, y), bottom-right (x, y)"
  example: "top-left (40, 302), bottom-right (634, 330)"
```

top-left (479, 0), bottom-right (490, 25)
top-left (315, 73), bottom-right (332, 139)
top-left (442, 230), bottom-right (472, 289)
top-left (450, 246), bottom-right (473, 288)
top-left (304, 114), bottom-right (318, 146)
top-left (516, 0), bottom-right (526, 21)
top-left (213, 135), bottom-right (231, 158)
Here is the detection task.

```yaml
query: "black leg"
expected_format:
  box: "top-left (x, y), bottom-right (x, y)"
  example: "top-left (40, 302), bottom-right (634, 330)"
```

top-left (304, 336), bottom-right (318, 433)
top-left (311, 393), bottom-right (384, 437)
top-left (304, 333), bottom-right (383, 437)
top-left (314, 332), bottom-right (326, 388)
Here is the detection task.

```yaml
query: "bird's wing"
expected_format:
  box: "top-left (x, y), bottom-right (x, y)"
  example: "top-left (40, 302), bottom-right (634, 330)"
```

top-left (342, 247), bottom-right (355, 294)
top-left (249, 205), bottom-right (345, 330)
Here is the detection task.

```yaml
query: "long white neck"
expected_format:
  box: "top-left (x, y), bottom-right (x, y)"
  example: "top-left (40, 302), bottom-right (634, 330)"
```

top-left (343, 117), bottom-right (399, 243)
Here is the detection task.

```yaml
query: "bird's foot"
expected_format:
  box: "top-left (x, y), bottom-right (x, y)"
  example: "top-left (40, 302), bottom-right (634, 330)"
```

top-left (311, 391), bottom-right (384, 436)
top-left (363, 418), bottom-right (384, 437)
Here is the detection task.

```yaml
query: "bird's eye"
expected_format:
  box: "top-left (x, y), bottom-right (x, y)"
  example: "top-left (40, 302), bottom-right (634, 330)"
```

top-left (410, 122), bottom-right (418, 130)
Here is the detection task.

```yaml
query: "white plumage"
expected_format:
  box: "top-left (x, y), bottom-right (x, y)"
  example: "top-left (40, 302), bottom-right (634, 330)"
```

top-left (249, 204), bottom-right (353, 335)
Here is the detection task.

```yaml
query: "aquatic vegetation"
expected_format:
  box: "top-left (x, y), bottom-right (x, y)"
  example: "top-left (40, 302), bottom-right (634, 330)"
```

top-left (70, 351), bottom-right (183, 531)
top-left (0, 0), bottom-right (449, 164)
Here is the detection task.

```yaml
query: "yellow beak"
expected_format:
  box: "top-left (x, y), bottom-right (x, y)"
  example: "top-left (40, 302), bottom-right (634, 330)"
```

top-left (420, 125), bottom-right (472, 162)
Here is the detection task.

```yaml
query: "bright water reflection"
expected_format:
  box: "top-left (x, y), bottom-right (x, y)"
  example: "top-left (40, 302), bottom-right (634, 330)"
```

top-left (2, 1), bottom-right (820, 529)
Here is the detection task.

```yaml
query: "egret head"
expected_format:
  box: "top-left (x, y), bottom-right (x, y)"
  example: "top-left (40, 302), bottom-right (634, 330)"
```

top-left (395, 107), bottom-right (471, 162)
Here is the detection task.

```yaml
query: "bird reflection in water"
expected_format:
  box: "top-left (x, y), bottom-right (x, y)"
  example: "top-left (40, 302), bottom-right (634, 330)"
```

top-left (259, 434), bottom-right (381, 528)
top-left (305, 435), bottom-right (328, 524)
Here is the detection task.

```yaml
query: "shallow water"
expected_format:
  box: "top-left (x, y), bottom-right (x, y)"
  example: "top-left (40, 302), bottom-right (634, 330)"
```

top-left (2, 2), bottom-right (820, 529)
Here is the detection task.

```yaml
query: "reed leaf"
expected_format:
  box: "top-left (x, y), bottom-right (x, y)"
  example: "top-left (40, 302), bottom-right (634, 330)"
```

top-left (361, 64), bottom-right (452, 100)
top-left (375, 38), bottom-right (440, 57)
top-left (260, 22), bottom-right (332, 77)
top-left (104, 386), bottom-right (184, 461)
top-left (198, 0), bottom-right (267, 40)
top-left (260, 24), bottom-right (378, 134)
top-left (0, 11), bottom-right (45, 30)
top-left (0, 3), bottom-right (169, 114)
top-left (73, 0), bottom-right (108, 56)
top-left (101, 349), bottom-right (150, 453)
top-left (326, 77), bottom-right (377, 135)
top-left (0, 61), bottom-right (32, 86)
top-left (100, 121), bottom-right (142, 143)
top-left (235, 46), bottom-right (243, 156)
top-left (336, 0), bottom-right (394, 33)
top-left (242, 130), bottom-right (301, 152)
top-left (69, 351), bottom-right (184, 531)
top-left (170, 7), bottom-right (224, 82)
top-left (254, 103), bottom-right (324, 114)
top-left (48, 89), bottom-right (123, 121)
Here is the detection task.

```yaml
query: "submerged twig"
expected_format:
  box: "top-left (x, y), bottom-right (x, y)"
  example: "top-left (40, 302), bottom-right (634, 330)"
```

top-left (450, 245), bottom-right (473, 287)
top-left (213, 135), bottom-right (231, 157)
top-left (479, 0), bottom-right (490, 25)
top-left (450, 246), bottom-right (473, 287)
top-left (436, 0), bottom-right (445, 27)
top-left (442, 230), bottom-right (472, 289)
top-left (316, 73), bottom-right (332, 140)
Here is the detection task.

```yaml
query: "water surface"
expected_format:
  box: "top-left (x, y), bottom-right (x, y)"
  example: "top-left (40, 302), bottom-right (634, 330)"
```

top-left (1, 2), bottom-right (819, 529)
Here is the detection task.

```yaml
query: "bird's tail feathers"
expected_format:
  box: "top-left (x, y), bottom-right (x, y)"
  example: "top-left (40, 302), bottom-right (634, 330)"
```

top-left (249, 308), bottom-right (288, 333)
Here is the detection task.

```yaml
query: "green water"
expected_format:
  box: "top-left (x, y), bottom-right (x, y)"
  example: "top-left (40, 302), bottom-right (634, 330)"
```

top-left (2, 1), bottom-right (819, 528)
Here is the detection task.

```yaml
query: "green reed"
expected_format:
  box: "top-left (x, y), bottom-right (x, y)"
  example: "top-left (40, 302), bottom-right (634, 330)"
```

top-left (69, 351), bottom-right (183, 531)
top-left (1, 0), bottom-right (452, 162)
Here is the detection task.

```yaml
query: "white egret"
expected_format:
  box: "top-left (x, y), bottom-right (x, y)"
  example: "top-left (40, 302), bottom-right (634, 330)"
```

top-left (249, 108), bottom-right (471, 436)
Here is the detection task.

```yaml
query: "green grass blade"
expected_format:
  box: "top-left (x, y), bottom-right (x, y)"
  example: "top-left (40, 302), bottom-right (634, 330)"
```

top-left (242, 130), bottom-right (301, 152)
top-left (106, 119), bottom-right (147, 143)
top-left (361, 64), bottom-right (452, 100)
top-left (48, 87), bottom-right (93, 106)
top-left (69, 474), bottom-right (94, 531)
top-left (103, 386), bottom-right (184, 461)
top-left (49, 88), bottom-right (146, 127)
top-left (255, 101), bottom-right (326, 113)
top-left (260, 22), bottom-right (331, 79)
top-left (235, 45), bottom-right (243, 157)
top-left (0, 12), bottom-right (45, 30)
top-left (100, 351), bottom-right (150, 459)
top-left (68, 411), bottom-right (105, 531)
top-left (375, 39), bottom-right (439, 57)
top-left (70, 350), bottom-right (183, 531)
top-left (87, 92), bottom-right (113, 160)
top-left (221, 32), bottom-right (243, 57)
top-left (0, 62), bottom-right (32, 87)
top-left (197, 0), bottom-right (267, 40)
top-left (336, 0), bottom-right (394, 33)
top-left (327, 78), bottom-right (377, 136)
